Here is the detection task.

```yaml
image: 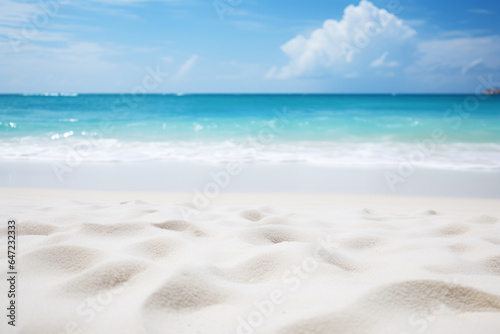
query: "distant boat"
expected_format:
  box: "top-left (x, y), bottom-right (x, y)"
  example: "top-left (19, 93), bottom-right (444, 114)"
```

top-left (483, 88), bottom-right (500, 95)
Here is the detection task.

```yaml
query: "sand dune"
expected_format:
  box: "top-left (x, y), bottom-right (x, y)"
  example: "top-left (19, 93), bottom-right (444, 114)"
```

top-left (1, 196), bottom-right (500, 334)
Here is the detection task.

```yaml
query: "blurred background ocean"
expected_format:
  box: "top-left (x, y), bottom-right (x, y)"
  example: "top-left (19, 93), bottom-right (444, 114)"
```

top-left (1, 94), bottom-right (499, 170)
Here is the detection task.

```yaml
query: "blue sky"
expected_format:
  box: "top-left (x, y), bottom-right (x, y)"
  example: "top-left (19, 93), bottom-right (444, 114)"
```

top-left (0, 0), bottom-right (499, 93)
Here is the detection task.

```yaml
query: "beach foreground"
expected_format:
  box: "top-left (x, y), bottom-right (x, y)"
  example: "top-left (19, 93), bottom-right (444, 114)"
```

top-left (1, 189), bottom-right (500, 334)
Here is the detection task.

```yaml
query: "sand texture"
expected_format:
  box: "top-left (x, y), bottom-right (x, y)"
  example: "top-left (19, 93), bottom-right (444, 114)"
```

top-left (1, 196), bottom-right (500, 334)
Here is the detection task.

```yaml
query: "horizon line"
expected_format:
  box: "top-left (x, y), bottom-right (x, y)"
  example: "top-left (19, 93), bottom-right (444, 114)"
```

top-left (0, 92), bottom-right (494, 96)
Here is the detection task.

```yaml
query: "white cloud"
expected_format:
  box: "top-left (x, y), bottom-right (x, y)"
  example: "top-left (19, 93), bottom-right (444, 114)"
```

top-left (161, 56), bottom-right (174, 63)
top-left (371, 52), bottom-right (399, 67)
top-left (89, 0), bottom-right (179, 4)
top-left (462, 58), bottom-right (483, 74)
top-left (176, 55), bottom-right (198, 78)
top-left (469, 9), bottom-right (494, 15)
top-left (402, 36), bottom-right (500, 90)
top-left (416, 36), bottom-right (500, 72)
top-left (404, 19), bottom-right (426, 27)
top-left (438, 29), bottom-right (491, 38)
top-left (343, 71), bottom-right (359, 78)
top-left (0, 0), bottom-right (75, 54)
top-left (0, 0), bottom-right (40, 27)
top-left (375, 70), bottom-right (395, 77)
top-left (266, 0), bottom-right (415, 79)
top-left (0, 26), bottom-right (70, 44)
top-left (0, 40), bottom-right (135, 93)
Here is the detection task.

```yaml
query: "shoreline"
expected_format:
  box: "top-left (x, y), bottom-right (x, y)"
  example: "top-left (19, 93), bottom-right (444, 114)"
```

top-left (1, 160), bottom-right (500, 198)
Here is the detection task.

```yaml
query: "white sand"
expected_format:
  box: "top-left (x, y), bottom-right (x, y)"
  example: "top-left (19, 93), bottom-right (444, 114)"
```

top-left (1, 188), bottom-right (500, 334)
top-left (2, 161), bottom-right (500, 198)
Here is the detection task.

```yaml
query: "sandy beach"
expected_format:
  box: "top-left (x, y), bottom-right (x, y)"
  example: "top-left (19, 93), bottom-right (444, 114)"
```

top-left (2, 0), bottom-right (500, 331)
top-left (1, 188), bottom-right (500, 334)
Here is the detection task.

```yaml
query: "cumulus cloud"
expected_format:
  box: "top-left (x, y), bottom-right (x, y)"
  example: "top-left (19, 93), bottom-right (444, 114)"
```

top-left (266, 0), bottom-right (415, 79)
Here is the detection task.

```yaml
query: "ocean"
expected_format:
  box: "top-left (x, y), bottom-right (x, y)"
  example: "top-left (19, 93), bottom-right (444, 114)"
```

top-left (1, 94), bottom-right (499, 170)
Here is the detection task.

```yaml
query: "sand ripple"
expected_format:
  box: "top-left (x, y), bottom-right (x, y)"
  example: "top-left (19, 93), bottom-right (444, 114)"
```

top-left (2, 199), bottom-right (500, 334)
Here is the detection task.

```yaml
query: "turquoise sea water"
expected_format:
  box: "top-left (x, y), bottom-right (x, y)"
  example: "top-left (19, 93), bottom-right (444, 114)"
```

top-left (1, 94), bottom-right (499, 169)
